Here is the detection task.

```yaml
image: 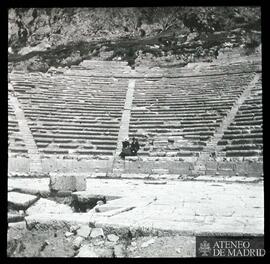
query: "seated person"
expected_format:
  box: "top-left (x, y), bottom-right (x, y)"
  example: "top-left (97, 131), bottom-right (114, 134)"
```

top-left (119, 137), bottom-right (131, 159)
top-left (130, 137), bottom-right (140, 156)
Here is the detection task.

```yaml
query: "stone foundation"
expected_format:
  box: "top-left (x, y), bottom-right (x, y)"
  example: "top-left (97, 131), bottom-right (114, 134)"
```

top-left (8, 156), bottom-right (263, 178)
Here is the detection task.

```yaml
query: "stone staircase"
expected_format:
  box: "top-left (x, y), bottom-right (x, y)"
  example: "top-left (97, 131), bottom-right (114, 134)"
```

top-left (9, 91), bottom-right (42, 174)
top-left (194, 73), bottom-right (262, 174)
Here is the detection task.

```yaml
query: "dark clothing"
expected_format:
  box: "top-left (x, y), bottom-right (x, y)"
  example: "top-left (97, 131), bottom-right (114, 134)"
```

top-left (122, 140), bottom-right (129, 148)
top-left (130, 140), bottom-right (140, 156)
top-left (120, 140), bottom-right (130, 159)
top-left (120, 138), bottom-right (140, 159)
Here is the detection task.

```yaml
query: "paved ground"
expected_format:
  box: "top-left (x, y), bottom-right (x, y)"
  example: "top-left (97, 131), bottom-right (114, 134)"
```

top-left (8, 177), bottom-right (264, 236)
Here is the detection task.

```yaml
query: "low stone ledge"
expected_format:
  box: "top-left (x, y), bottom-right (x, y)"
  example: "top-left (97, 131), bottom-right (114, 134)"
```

top-left (24, 213), bottom-right (99, 230)
top-left (8, 192), bottom-right (39, 210)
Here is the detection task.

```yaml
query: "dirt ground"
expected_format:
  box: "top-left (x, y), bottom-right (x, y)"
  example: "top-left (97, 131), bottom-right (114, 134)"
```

top-left (7, 223), bottom-right (195, 257)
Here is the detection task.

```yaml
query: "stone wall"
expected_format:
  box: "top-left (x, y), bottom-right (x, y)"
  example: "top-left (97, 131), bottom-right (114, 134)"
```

top-left (8, 157), bottom-right (113, 174)
top-left (123, 157), bottom-right (263, 177)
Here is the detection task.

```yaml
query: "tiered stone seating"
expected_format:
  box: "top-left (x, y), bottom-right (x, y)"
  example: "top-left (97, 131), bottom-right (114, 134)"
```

top-left (8, 58), bottom-right (262, 164)
top-left (8, 94), bottom-right (29, 157)
top-left (67, 60), bottom-right (133, 77)
top-left (129, 72), bottom-right (255, 157)
top-left (134, 57), bottom-right (261, 78)
top-left (218, 73), bottom-right (263, 157)
top-left (9, 70), bottom-right (129, 158)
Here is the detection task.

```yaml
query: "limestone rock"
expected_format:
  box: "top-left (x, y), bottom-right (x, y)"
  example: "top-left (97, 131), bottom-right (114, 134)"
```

top-left (77, 225), bottom-right (92, 238)
top-left (107, 234), bottom-right (119, 243)
top-left (76, 245), bottom-right (98, 257)
top-left (70, 225), bottom-right (80, 234)
top-left (90, 228), bottom-right (104, 239)
top-left (65, 232), bottom-right (74, 238)
top-left (113, 244), bottom-right (126, 258)
top-left (73, 236), bottom-right (84, 250)
top-left (8, 192), bottom-right (39, 210)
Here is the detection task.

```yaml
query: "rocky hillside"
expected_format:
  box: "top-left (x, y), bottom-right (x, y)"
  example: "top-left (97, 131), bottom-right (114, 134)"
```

top-left (8, 7), bottom-right (261, 72)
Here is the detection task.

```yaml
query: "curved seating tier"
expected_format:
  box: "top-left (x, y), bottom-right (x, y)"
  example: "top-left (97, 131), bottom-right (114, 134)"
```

top-left (8, 93), bottom-right (29, 157)
top-left (217, 73), bottom-right (263, 157)
top-left (9, 70), bottom-right (129, 157)
top-left (8, 58), bottom-right (262, 160)
top-left (129, 73), bottom-right (256, 157)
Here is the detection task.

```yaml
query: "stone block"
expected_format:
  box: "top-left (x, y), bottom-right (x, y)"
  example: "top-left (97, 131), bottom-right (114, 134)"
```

top-left (205, 162), bottom-right (218, 170)
top-left (151, 168), bottom-right (169, 174)
top-left (8, 192), bottom-right (39, 210)
top-left (234, 162), bottom-right (263, 177)
top-left (49, 173), bottom-right (86, 192)
top-left (217, 170), bottom-right (235, 176)
top-left (217, 162), bottom-right (234, 171)
top-left (90, 228), bottom-right (104, 238)
top-left (205, 169), bottom-right (217, 176)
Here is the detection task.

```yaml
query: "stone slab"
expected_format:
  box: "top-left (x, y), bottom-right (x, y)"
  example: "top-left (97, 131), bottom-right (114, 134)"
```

top-left (8, 192), bottom-right (39, 210)
top-left (49, 173), bottom-right (86, 192)
top-left (77, 225), bottom-right (92, 238)
top-left (26, 198), bottom-right (73, 215)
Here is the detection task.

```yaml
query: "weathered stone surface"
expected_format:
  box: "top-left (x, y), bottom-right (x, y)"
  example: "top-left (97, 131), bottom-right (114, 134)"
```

top-left (152, 168), bottom-right (169, 174)
top-left (113, 244), bottom-right (126, 258)
top-left (26, 198), bottom-right (73, 215)
top-left (76, 245), bottom-right (98, 257)
top-left (49, 174), bottom-right (86, 192)
top-left (107, 234), bottom-right (119, 242)
top-left (90, 228), bottom-right (104, 238)
top-left (73, 236), bottom-right (84, 250)
top-left (77, 225), bottom-right (92, 238)
top-left (70, 225), bottom-right (80, 234)
top-left (8, 192), bottom-right (39, 210)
